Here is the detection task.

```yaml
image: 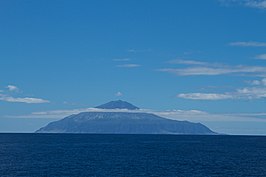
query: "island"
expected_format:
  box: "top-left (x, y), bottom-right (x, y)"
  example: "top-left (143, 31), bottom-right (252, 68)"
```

top-left (36, 100), bottom-right (216, 135)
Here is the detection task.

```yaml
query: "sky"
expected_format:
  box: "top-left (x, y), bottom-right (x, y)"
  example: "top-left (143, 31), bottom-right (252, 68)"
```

top-left (1, 0), bottom-right (266, 135)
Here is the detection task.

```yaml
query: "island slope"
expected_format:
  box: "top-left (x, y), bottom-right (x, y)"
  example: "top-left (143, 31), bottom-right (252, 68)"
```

top-left (36, 112), bottom-right (216, 134)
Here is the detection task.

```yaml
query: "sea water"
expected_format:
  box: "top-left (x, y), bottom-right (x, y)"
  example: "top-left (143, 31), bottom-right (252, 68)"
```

top-left (0, 134), bottom-right (265, 177)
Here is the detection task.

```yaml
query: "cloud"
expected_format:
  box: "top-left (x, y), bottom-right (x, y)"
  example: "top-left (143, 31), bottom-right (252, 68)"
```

top-left (0, 85), bottom-right (50, 104)
top-left (229, 41), bottom-right (266, 47)
top-left (127, 48), bottom-right (151, 53)
top-left (114, 57), bottom-right (140, 68)
top-left (160, 60), bottom-right (266, 76)
top-left (154, 110), bottom-right (266, 122)
top-left (159, 67), bottom-right (226, 76)
top-left (221, 0), bottom-right (266, 9)
top-left (63, 101), bottom-right (77, 105)
top-left (115, 91), bottom-right (123, 97)
top-left (168, 59), bottom-right (207, 65)
top-left (255, 54), bottom-right (266, 60)
top-left (0, 106), bottom-right (208, 119)
top-left (245, 0), bottom-right (266, 9)
top-left (159, 65), bottom-right (266, 76)
top-left (7, 85), bottom-right (19, 92)
top-left (239, 78), bottom-right (266, 98)
top-left (177, 82), bottom-right (266, 100)
top-left (0, 94), bottom-right (49, 104)
top-left (177, 93), bottom-right (233, 100)
top-left (8, 106), bottom-right (266, 135)
top-left (128, 49), bottom-right (137, 53)
top-left (117, 64), bottom-right (141, 68)
top-left (237, 87), bottom-right (266, 98)
top-left (9, 108), bottom-right (151, 118)
top-left (7, 106), bottom-right (266, 125)
top-left (176, 77), bottom-right (266, 100)
top-left (249, 78), bottom-right (266, 85)
top-left (113, 58), bottom-right (130, 62)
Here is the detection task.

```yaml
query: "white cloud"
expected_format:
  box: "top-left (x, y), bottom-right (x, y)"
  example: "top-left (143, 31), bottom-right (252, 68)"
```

top-left (221, 0), bottom-right (266, 9)
top-left (117, 64), bottom-right (141, 68)
top-left (162, 60), bottom-right (266, 100)
top-left (240, 78), bottom-right (266, 98)
top-left (0, 106), bottom-right (209, 119)
top-left (255, 54), bottom-right (266, 60)
top-left (178, 93), bottom-right (233, 100)
top-left (154, 110), bottom-right (266, 122)
top-left (168, 59), bottom-right (207, 65)
top-left (159, 67), bottom-right (227, 76)
top-left (8, 107), bottom-right (266, 135)
top-left (0, 94), bottom-right (49, 104)
top-left (115, 91), bottom-right (123, 97)
top-left (114, 58), bottom-right (140, 68)
top-left (177, 83), bottom-right (266, 100)
top-left (7, 106), bottom-right (266, 126)
top-left (9, 108), bottom-right (151, 118)
top-left (160, 59), bottom-right (266, 76)
top-left (63, 101), bottom-right (77, 105)
top-left (127, 49), bottom-right (151, 53)
top-left (128, 49), bottom-right (137, 53)
top-left (7, 85), bottom-right (19, 92)
top-left (159, 65), bottom-right (266, 76)
top-left (113, 58), bottom-right (130, 62)
top-left (249, 78), bottom-right (266, 85)
top-left (245, 0), bottom-right (266, 9)
top-left (229, 41), bottom-right (266, 47)
top-left (0, 85), bottom-right (49, 104)
top-left (237, 87), bottom-right (266, 98)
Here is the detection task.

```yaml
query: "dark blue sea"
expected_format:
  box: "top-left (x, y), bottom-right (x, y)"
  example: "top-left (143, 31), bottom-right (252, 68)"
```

top-left (0, 134), bottom-right (265, 177)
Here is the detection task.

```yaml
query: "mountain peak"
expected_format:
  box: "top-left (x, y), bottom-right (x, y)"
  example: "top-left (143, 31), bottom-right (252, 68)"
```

top-left (95, 100), bottom-right (139, 110)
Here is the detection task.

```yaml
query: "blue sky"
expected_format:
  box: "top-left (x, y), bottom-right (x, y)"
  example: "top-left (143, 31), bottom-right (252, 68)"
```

top-left (1, 0), bottom-right (266, 134)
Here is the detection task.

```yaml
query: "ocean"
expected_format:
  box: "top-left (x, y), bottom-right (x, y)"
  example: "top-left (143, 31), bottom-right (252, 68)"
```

top-left (0, 134), bottom-right (265, 177)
